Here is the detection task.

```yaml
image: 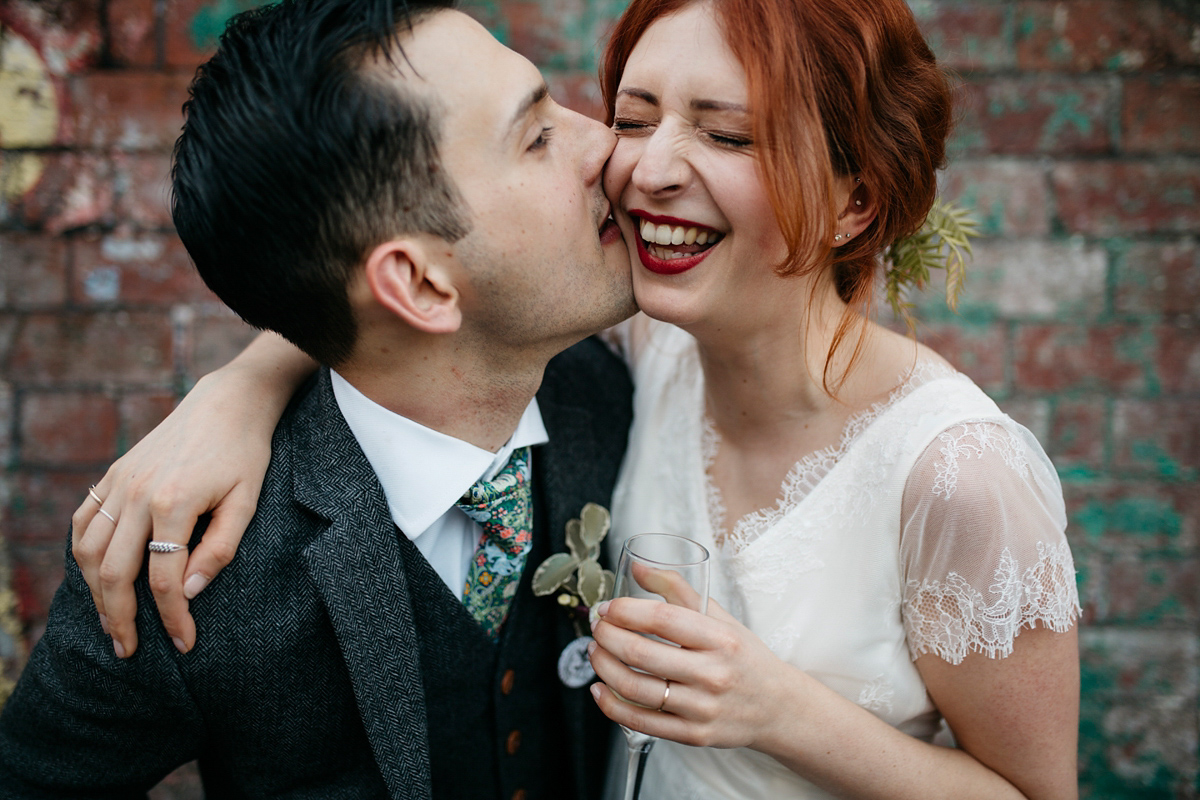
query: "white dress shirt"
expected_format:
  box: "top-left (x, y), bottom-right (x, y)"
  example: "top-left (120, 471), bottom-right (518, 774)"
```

top-left (330, 370), bottom-right (549, 595)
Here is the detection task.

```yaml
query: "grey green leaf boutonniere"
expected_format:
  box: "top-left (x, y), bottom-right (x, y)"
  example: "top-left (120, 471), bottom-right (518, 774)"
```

top-left (533, 502), bottom-right (615, 688)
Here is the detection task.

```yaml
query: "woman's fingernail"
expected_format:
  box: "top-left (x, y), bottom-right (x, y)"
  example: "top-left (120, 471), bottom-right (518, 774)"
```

top-left (183, 574), bottom-right (209, 600)
top-left (172, 637), bottom-right (188, 654)
top-left (596, 601), bottom-right (610, 616)
top-left (590, 683), bottom-right (602, 700)
top-left (98, 613), bottom-right (109, 634)
top-left (587, 640), bottom-right (597, 656)
top-left (113, 638), bottom-right (126, 659)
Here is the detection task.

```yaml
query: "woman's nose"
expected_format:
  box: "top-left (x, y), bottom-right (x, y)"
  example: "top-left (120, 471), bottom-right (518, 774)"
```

top-left (631, 125), bottom-right (689, 196)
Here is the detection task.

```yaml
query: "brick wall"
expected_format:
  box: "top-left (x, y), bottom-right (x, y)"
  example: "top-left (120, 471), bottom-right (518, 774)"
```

top-left (1, 0), bottom-right (1197, 796)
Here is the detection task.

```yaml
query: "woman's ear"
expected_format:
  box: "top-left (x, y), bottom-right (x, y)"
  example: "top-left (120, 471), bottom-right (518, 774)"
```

top-left (364, 238), bottom-right (462, 334)
top-left (833, 175), bottom-right (878, 246)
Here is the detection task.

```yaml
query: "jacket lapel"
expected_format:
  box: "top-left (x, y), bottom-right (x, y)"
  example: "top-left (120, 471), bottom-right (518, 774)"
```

top-left (291, 371), bottom-right (431, 800)
top-left (535, 386), bottom-right (603, 800)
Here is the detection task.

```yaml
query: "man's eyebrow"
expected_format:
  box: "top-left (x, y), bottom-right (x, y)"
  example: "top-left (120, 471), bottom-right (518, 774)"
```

top-left (508, 83), bottom-right (550, 135)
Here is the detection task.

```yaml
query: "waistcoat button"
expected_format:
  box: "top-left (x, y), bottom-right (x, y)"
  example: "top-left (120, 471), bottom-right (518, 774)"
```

top-left (501, 668), bottom-right (516, 695)
top-left (506, 729), bottom-right (522, 755)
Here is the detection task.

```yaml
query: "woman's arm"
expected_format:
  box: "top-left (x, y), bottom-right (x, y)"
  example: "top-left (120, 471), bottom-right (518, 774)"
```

top-left (71, 332), bottom-right (317, 658)
top-left (588, 598), bottom-right (1078, 800)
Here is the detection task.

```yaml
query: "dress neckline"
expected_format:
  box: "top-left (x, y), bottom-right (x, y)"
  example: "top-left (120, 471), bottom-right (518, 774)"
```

top-left (702, 358), bottom-right (961, 552)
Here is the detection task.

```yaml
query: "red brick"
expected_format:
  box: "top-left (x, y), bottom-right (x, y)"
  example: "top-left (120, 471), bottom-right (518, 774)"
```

top-left (7, 312), bottom-right (174, 385)
top-left (119, 390), bottom-right (178, 449)
top-left (1156, 326), bottom-right (1200, 396)
top-left (65, 72), bottom-right (191, 151)
top-left (1051, 161), bottom-right (1200, 236)
top-left (1014, 324), bottom-right (1149, 394)
top-left (939, 160), bottom-right (1050, 236)
top-left (1093, 553), bottom-right (1199, 626)
top-left (188, 312), bottom-right (257, 376)
top-left (19, 392), bottom-right (119, 465)
top-left (997, 398), bottom-right (1051, 444)
top-left (545, 70), bottom-right (605, 123)
top-left (0, 233), bottom-right (68, 309)
top-left (913, 3), bottom-right (1014, 72)
top-left (0, 380), bottom-right (13, 464)
top-left (1015, 1), bottom-right (1200, 72)
top-left (1114, 240), bottom-right (1200, 316)
top-left (497, 0), bottom-right (596, 71)
top-left (1049, 398), bottom-right (1107, 468)
top-left (108, 0), bottom-right (160, 67)
top-left (914, 322), bottom-right (1007, 393)
top-left (0, 314), bottom-right (20, 364)
top-left (11, 153), bottom-right (116, 233)
top-left (958, 239), bottom-right (1107, 318)
top-left (113, 153), bottom-right (174, 229)
top-left (1064, 480), bottom-right (1199, 553)
top-left (6, 470), bottom-right (97, 545)
top-left (955, 77), bottom-right (1115, 156)
top-left (163, 0), bottom-right (261, 69)
top-left (70, 231), bottom-right (211, 307)
top-left (1113, 400), bottom-right (1200, 478)
top-left (1122, 76), bottom-right (1200, 156)
top-left (0, 0), bottom-right (105, 76)
top-left (9, 542), bottom-right (64, 634)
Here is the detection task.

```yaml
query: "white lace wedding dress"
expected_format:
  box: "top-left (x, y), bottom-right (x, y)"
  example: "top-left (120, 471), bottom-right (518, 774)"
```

top-left (605, 319), bottom-right (1080, 800)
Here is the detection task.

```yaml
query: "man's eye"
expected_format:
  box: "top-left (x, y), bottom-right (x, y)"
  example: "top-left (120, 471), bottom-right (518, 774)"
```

top-left (530, 126), bottom-right (554, 151)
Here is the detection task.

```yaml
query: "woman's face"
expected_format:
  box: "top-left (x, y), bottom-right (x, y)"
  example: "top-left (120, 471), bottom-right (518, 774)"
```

top-left (604, 1), bottom-right (793, 332)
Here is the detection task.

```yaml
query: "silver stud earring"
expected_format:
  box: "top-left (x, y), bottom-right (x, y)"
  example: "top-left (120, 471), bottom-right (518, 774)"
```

top-left (834, 234), bottom-right (843, 242)
top-left (855, 200), bottom-right (862, 206)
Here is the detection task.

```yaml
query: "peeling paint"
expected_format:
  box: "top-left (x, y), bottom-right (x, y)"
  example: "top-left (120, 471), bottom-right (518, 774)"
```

top-left (0, 28), bottom-right (57, 201)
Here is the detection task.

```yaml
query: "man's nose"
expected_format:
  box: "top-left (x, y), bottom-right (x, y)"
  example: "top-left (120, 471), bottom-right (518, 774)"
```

top-left (579, 114), bottom-right (617, 184)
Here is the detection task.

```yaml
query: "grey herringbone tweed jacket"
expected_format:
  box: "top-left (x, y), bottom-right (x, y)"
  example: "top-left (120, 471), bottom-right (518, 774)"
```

top-left (0, 338), bottom-right (633, 799)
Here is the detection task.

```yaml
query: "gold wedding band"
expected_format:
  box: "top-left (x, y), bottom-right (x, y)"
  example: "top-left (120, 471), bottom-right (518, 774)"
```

top-left (657, 679), bottom-right (671, 712)
top-left (87, 486), bottom-right (104, 505)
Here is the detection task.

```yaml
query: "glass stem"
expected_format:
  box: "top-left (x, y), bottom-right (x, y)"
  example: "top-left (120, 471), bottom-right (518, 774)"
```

top-left (622, 737), bottom-right (655, 800)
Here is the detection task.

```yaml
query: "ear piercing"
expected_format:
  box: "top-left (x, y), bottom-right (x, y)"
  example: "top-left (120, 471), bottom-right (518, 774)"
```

top-left (834, 232), bottom-right (853, 242)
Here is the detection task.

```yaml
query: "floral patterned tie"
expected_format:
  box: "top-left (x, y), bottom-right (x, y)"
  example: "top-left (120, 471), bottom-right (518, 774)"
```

top-left (455, 446), bottom-right (533, 639)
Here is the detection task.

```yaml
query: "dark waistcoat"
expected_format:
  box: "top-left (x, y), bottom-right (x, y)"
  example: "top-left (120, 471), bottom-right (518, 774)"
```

top-left (396, 481), bottom-right (575, 800)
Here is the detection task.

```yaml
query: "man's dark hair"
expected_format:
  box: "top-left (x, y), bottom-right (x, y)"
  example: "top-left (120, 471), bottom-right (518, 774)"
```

top-left (172, 0), bottom-right (469, 366)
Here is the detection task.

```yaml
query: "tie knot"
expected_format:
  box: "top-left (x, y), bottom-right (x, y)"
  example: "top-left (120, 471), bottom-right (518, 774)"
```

top-left (458, 446), bottom-right (531, 515)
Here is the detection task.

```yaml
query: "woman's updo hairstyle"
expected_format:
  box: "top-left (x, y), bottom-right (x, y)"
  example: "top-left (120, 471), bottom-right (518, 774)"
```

top-left (602, 0), bottom-right (954, 381)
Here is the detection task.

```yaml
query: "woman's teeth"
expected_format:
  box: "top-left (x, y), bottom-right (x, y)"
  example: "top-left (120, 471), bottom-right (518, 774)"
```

top-left (638, 219), bottom-right (720, 247)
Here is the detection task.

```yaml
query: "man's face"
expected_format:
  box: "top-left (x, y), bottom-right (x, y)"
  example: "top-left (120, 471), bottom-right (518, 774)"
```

top-left (398, 11), bottom-right (635, 354)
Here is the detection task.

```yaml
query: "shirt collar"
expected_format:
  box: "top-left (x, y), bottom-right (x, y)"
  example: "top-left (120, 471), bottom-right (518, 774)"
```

top-left (330, 370), bottom-right (549, 540)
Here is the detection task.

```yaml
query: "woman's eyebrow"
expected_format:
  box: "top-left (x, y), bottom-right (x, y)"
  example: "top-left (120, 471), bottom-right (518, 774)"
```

top-left (616, 87), bottom-right (657, 105)
top-left (691, 99), bottom-right (748, 113)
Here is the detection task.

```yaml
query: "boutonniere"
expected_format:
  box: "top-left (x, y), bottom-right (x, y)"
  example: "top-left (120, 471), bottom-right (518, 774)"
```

top-left (532, 502), bottom-right (615, 687)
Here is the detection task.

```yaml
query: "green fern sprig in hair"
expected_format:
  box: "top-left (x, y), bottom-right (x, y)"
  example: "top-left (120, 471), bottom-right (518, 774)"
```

top-left (884, 198), bottom-right (980, 330)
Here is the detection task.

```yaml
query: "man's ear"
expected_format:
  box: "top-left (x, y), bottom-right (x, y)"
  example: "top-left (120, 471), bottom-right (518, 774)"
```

top-left (833, 175), bottom-right (878, 246)
top-left (364, 238), bottom-right (462, 334)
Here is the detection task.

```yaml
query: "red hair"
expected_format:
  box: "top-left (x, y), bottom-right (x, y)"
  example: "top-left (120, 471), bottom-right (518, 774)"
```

top-left (601, 0), bottom-right (953, 389)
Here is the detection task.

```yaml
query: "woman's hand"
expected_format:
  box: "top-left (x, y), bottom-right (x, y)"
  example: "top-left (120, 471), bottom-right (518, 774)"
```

top-left (587, 596), bottom-right (803, 750)
top-left (70, 332), bottom-right (316, 659)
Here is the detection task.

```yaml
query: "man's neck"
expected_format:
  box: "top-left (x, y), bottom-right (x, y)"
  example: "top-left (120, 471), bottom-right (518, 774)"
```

top-left (335, 346), bottom-right (549, 453)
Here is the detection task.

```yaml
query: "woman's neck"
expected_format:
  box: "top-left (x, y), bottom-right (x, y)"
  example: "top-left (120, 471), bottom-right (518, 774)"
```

top-left (692, 276), bottom-right (862, 445)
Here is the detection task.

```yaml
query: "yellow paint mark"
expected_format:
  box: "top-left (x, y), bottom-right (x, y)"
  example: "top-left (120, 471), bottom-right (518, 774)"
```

top-left (0, 28), bottom-right (58, 200)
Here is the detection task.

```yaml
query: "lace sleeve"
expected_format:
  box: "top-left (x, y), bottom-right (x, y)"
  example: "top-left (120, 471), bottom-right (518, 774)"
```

top-left (900, 419), bottom-right (1080, 665)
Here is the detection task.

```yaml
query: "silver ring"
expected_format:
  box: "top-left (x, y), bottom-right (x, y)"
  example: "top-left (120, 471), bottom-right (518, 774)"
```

top-left (148, 541), bottom-right (187, 554)
top-left (97, 507), bottom-right (116, 524)
top-left (656, 679), bottom-right (671, 712)
top-left (87, 486), bottom-right (104, 505)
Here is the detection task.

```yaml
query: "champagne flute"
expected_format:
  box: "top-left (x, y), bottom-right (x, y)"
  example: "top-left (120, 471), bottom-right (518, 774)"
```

top-left (611, 533), bottom-right (710, 800)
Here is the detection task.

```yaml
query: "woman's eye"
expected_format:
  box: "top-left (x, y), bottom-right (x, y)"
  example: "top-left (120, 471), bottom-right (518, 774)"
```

top-left (707, 132), bottom-right (752, 148)
top-left (530, 126), bottom-right (554, 151)
top-left (612, 119), bottom-right (651, 134)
